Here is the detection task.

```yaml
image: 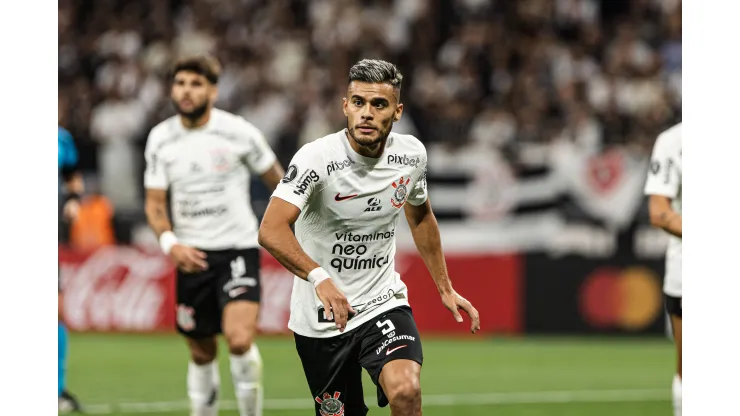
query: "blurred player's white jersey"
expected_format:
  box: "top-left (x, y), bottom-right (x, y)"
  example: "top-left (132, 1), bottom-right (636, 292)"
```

top-left (144, 108), bottom-right (277, 250)
top-left (272, 130), bottom-right (428, 338)
top-left (644, 123), bottom-right (682, 297)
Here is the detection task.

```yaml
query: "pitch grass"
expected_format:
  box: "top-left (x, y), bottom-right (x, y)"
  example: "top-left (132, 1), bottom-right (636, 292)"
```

top-left (64, 333), bottom-right (675, 415)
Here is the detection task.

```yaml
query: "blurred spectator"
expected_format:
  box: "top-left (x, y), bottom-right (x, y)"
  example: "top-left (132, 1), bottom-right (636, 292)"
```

top-left (69, 179), bottom-right (116, 251)
top-left (59, 0), bottom-right (680, 227)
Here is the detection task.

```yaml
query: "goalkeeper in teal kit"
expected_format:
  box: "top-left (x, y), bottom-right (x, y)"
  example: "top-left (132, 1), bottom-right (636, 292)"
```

top-left (58, 126), bottom-right (84, 413)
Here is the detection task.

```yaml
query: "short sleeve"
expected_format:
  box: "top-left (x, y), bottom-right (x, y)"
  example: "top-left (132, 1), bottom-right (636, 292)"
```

top-left (143, 131), bottom-right (168, 190)
top-left (240, 120), bottom-right (277, 175)
top-left (406, 154), bottom-right (428, 206)
top-left (271, 143), bottom-right (323, 211)
top-left (644, 131), bottom-right (680, 198)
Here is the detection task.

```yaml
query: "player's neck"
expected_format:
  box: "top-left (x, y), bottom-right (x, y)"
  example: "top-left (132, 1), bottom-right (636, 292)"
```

top-left (345, 131), bottom-right (386, 159)
top-left (179, 109), bottom-right (212, 130)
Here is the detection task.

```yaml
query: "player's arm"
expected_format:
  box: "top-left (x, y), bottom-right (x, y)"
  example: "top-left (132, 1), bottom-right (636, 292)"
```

top-left (648, 195), bottom-right (682, 238)
top-left (258, 161), bottom-right (285, 192)
top-left (143, 133), bottom-right (207, 272)
top-left (258, 197), bottom-right (320, 278)
top-left (403, 199), bottom-right (452, 295)
top-left (144, 187), bottom-right (206, 272)
top-left (404, 165), bottom-right (480, 333)
top-left (644, 130), bottom-right (682, 238)
top-left (259, 148), bottom-right (355, 331)
top-left (240, 119), bottom-right (285, 192)
top-left (259, 196), bottom-right (355, 331)
top-left (144, 188), bottom-right (172, 239)
top-left (143, 133), bottom-right (173, 239)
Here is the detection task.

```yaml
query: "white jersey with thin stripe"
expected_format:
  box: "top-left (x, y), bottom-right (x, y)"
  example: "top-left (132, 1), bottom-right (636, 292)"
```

top-left (144, 108), bottom-right (277, 250)
top-left (644, 123), bottom-right (682, 297)
top-left (272, 129), bottom-right (428, 338)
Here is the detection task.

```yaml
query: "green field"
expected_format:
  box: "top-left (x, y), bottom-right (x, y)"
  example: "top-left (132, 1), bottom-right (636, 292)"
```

top-left (65, 333), bottom-right (675, 415)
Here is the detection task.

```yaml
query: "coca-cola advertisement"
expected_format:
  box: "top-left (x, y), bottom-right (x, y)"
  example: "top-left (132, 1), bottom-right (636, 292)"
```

top-left (59, 246), bottom-right (522, 335)
top-left (59, 245), bottom-right (176, 332)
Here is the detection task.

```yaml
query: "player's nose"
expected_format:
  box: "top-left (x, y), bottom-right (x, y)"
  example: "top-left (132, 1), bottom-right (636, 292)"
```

top-left (360, 105), bottom-right (374, 119)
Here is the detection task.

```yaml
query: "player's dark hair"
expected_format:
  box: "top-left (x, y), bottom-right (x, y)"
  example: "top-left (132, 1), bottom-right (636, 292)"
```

top-left (348, 59), bottom-right (403, 90)
top-left (170, 56), bottom-right (221, 85)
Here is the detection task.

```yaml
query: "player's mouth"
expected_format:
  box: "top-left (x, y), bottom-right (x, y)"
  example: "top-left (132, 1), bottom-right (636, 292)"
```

top-left (180, 99), bottom-right (194, 107)
top-left (357, 125), bottom-right (376, 134)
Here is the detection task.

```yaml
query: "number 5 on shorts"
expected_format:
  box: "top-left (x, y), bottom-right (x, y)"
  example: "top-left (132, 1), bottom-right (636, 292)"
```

top-left (376, 319), bottom-right (395, 335)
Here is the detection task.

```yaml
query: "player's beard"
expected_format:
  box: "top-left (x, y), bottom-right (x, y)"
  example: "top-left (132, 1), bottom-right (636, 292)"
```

top-left (347, 121), bottom-right (393, 149)
top-left (173, 98), bottom-right (209, 122)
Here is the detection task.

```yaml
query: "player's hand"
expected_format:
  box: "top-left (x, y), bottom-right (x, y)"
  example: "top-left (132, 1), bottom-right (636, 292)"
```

top-left (441, 290), bottom-right (480, 334)
top-left (62, 199), bottom-right (81, 221)
top-left (170, 244), bottom-right (208, 273)
top-left (315, 279), bottom-right (356, 332)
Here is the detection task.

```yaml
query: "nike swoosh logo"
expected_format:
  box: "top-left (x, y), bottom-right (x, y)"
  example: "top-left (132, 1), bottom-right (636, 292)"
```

top-left (386, 345), bottom-right (408, 356)
top-left (335, 193), bottom-right (358, 201)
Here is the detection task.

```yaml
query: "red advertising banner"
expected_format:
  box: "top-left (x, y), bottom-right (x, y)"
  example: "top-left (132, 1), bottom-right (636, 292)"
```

top-left (59, 246), bottom-right (522, 335)
top-left (59, 246), bottom-right (176, 333)
top-left (394, 252), bottom-right (522, 335)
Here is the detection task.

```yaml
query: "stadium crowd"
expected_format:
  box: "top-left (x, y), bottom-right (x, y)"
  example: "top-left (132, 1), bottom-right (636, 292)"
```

top-left (58, 0), bottom-right (681, 217)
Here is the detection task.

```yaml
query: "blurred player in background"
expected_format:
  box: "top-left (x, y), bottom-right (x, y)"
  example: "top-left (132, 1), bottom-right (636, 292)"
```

top-left (144, 56), bottom-right (285, 416)
top-left (58, 110), bottom-right (85, 412)
top-left (259, 59), bottom-right (480, 416)
top-left (644, 122), bottom-right (682, 416)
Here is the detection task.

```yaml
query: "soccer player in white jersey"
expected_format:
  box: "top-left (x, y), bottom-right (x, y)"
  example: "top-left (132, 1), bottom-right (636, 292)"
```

top-left (644, 122), bottom-right (682, 416)
top-left (144, 56), bottom-right (285, 416)
top-left (259, 59), bottom-right (481, 416)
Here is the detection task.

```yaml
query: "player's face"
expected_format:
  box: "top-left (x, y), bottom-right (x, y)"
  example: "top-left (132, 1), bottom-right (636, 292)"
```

top-left (343, 81), bottom-right (403, 148)
top-left (171, 71), bottom-right (217, 120)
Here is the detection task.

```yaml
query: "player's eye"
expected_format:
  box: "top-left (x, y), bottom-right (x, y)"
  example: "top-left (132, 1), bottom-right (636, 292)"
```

top-left (375, 102), bottom-right (387, 109)
top-left (353, 100), bottom-right (363, 106)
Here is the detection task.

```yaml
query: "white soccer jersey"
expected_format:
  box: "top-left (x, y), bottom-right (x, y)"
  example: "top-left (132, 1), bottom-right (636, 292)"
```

top-left (272, 129), bottom-right (428, 338)
top-left (644, 123), bottom-right (682, 297)
top-left (144, 108), bottom-right (277, 250)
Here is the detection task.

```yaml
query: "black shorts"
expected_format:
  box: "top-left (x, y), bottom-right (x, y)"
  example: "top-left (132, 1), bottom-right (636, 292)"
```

top-left (294, 306), bottom-right (423, 415)
top-left (176, 248), bottom-right (261, 339)
top-left (665, 294), bottom-right (682, 318)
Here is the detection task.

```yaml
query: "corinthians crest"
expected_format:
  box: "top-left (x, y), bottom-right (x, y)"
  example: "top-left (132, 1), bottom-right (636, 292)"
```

top-left (390, 176), bottom-right (411, 208)
top-left (315, 391), bottom-right (344, 416)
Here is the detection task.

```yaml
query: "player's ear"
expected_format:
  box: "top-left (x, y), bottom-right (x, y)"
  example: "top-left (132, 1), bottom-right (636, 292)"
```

top-left (210, 85), bottom-right (219, 102)
top-left (394, 103), bottom-right (403, 122)
top-left (342, 97), bottom-right (348, 117)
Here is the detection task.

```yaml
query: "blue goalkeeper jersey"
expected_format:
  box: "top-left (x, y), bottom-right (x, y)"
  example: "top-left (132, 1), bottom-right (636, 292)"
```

top-left (58, 127), bottom-right (78, 173)
top-left (58, 127), bottom-right (78, 198)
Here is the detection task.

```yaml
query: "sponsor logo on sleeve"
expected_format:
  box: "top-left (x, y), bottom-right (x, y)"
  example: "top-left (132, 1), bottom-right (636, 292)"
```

top-left (149, 154), bottom-right (158, 174)
top-left (282, 164), bottom-right (298, 183)
top-left (293, 169), bottom-right (320, 196)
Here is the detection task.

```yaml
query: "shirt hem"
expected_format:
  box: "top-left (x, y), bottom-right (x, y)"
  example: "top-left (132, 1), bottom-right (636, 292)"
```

top-left (288, 297), bottom-right (410, 338)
